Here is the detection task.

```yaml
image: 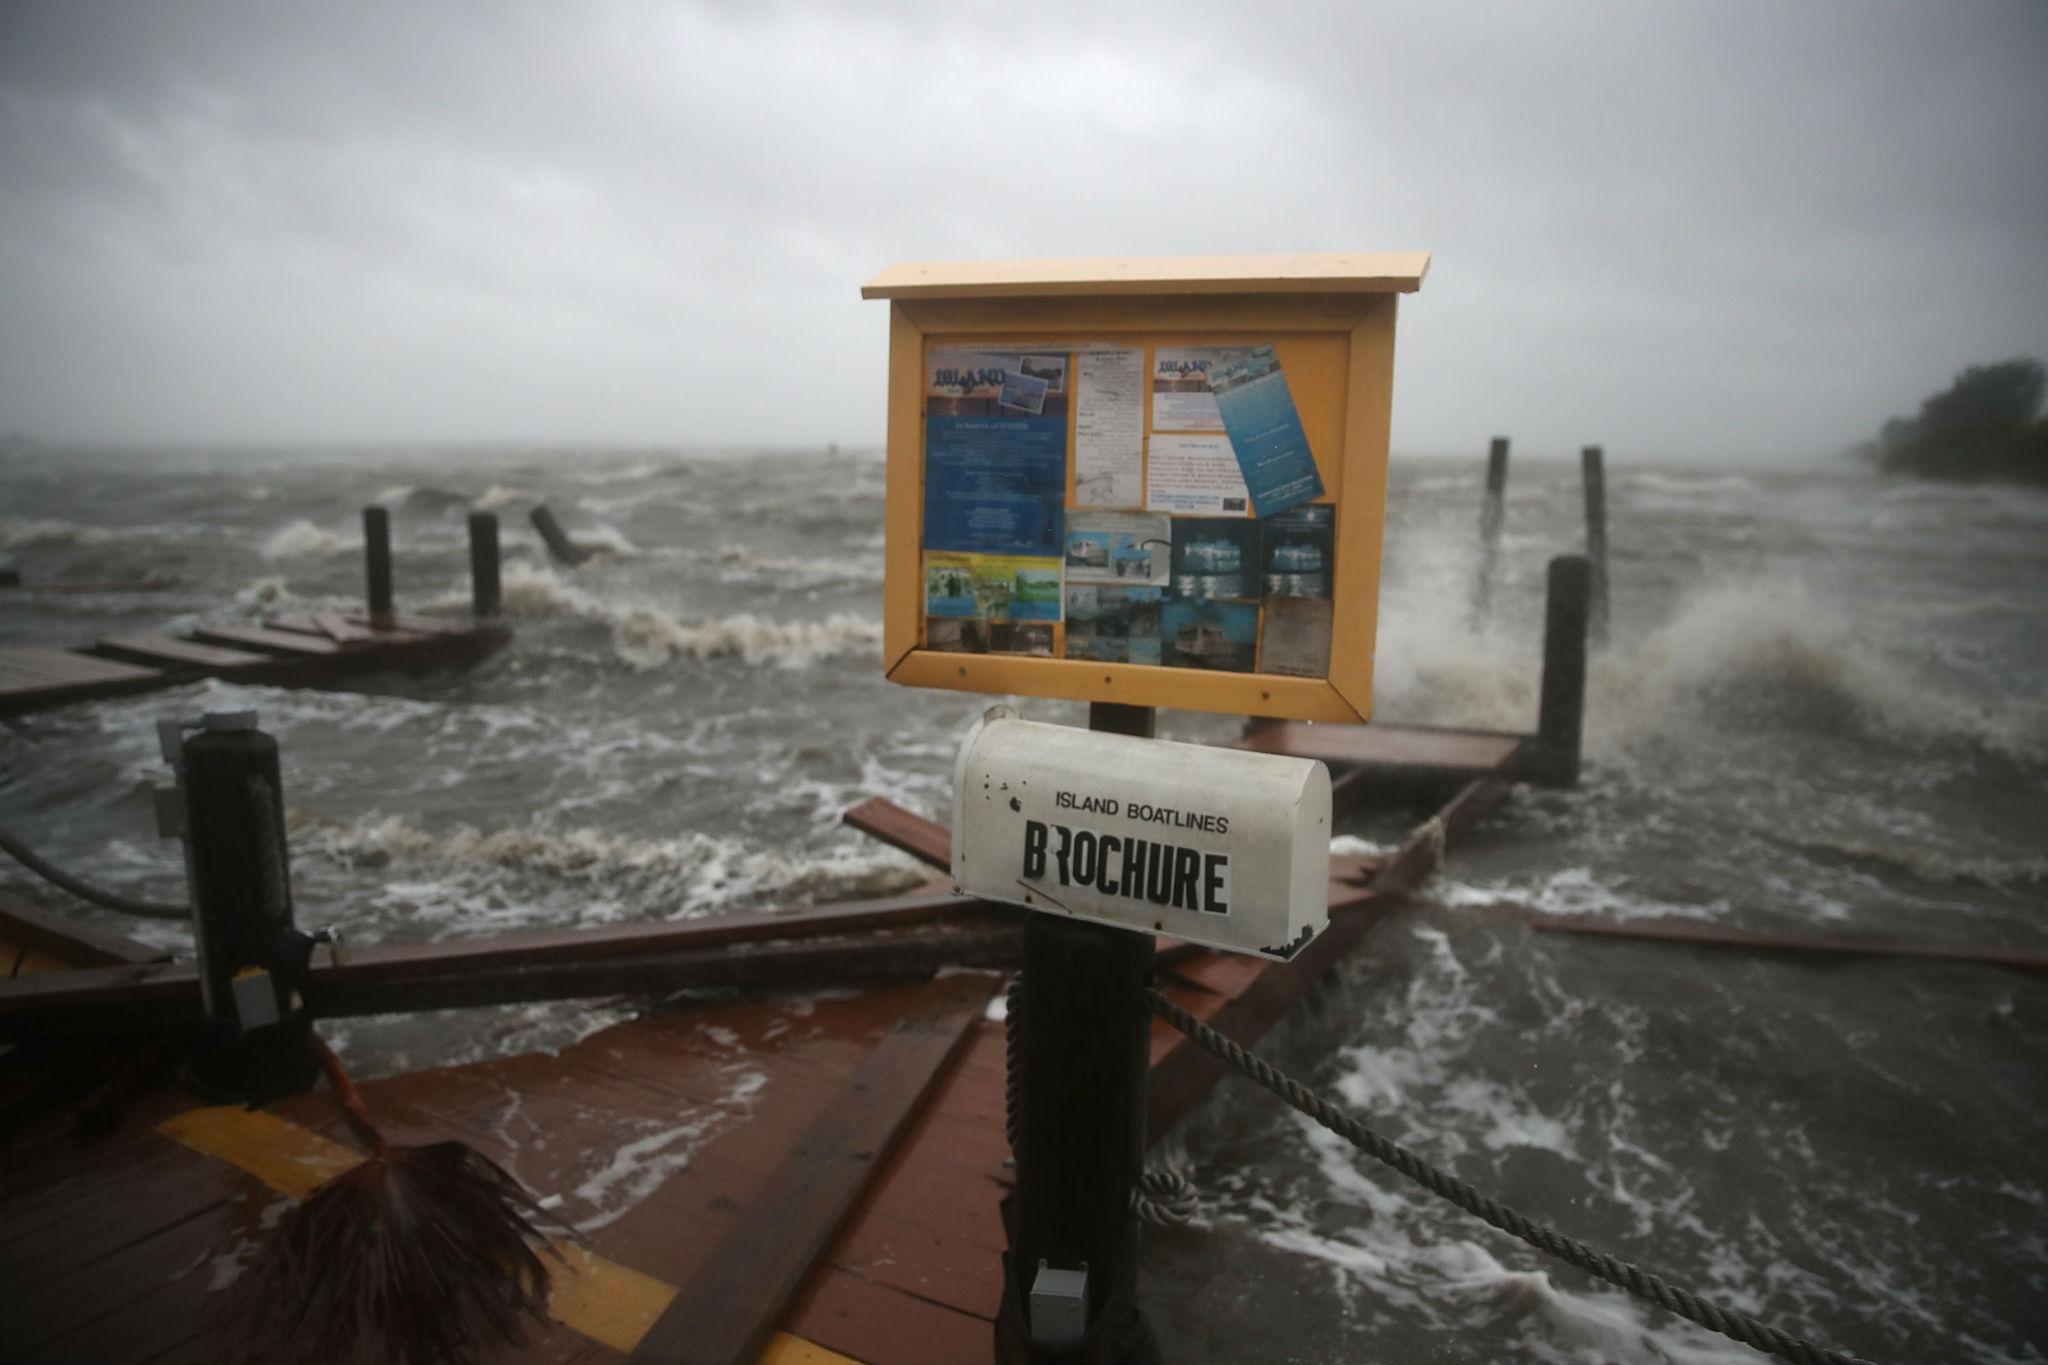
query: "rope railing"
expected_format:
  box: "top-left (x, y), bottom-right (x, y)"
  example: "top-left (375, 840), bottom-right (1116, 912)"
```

top-left (0, 822), bottom-right (189, 922)
top-left (1144, 987), bottom-right (1879, 1365)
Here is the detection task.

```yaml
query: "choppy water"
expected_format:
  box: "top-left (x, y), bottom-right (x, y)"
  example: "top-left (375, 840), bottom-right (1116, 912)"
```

top-left (3, 444), bottom-right (2044, 1362)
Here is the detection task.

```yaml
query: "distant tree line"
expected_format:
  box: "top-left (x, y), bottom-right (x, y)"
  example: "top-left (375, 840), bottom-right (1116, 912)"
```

top-left (1862, 358), bottom-right (2048, 484)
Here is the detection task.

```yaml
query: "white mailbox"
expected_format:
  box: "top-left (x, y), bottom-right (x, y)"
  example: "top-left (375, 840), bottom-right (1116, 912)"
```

top-left (951, 707), bottom-right (1332, 960)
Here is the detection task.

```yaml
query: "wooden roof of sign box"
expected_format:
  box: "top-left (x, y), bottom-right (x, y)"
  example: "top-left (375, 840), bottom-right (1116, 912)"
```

top-left (862, 251), bottom-right (1429, 300)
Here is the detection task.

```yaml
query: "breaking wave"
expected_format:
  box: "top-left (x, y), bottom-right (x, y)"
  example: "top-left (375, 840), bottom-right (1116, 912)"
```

top-left (293, 813), bottom-right (930, 921)
top-left (611, 608), bottom-right (879, 668)
top-left (431, 563), bottom-right (880, 667)
top-left (568, 523), bottom-right (639, 558)
top-left (258, 518), bottom-right (351, 560)
top-left (0, 516), bottom-right (170, 549)
top-left (1594, 580), bottom-right (2048, 763)
top-left (1373, 576), bottom-right (2048, 766)
top-left (474, 483), bottom-right (527, 511)
top-left (703, 544), bottom-right (884, 589)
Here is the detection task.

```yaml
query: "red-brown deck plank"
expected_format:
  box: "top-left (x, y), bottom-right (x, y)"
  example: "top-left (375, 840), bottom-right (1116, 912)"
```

top-left (843, 796), bottom-right (952, 870)
top-left (1241, 720), bottom-right (1526, 776)
top-left (789, 1265), bottom-right (994, 1365)
top-left (187, 623), bottom-right (349, 655)
top-left (12, 1192), bottom-right (259, 1365)
top-left (346, 611), bottom-right (461, 635)
top-left (625, 975), bottom-right (991, 1365)
top-left (0, 647), bottom-right (162, 710)
top-left (268, 613), bottom-right (423, 644)
top-left (0, 892), bottom-right (166, 968)
top-left (0, 647), bottom-right (157, 683)
top-left (96, 633), bottom-right (275, 671)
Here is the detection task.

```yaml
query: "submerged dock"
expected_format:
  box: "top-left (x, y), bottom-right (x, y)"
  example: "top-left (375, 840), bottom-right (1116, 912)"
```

top-left (0, 506), bottom-right (509, 717)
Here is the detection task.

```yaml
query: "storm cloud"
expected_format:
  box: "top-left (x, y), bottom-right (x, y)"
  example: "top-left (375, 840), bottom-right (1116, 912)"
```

top-left (1, 0), bottom-right (2043, 459)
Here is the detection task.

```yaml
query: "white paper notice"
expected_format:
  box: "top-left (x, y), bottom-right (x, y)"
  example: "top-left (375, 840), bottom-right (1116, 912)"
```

top-left (1258, 596), bottom-right (1333, 677)
top-left (1146, 433), bottom-right (1252, 516)
top-left (1074, 348), bottom-right (1144, 508)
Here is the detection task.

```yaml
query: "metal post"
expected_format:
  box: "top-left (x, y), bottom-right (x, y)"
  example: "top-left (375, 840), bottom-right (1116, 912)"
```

top-left (1473, 435), bottom-right (1510, 623)
top-left (363, 505), bottom-right (394, 625)
top-left (1536, 555), bottom-right (1591, 787)
top-left (1580, 444), bottom-right (1609, 644)
top-left (468, 510), bottom-right (501, 619)
top-left (174, 714), bottom-right (319, 1101)
top-left (999, 702), bottom-right (1159, 1364)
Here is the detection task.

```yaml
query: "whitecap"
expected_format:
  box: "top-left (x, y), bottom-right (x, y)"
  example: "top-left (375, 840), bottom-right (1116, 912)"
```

top-left (258, 518), bottom-right (350, 560)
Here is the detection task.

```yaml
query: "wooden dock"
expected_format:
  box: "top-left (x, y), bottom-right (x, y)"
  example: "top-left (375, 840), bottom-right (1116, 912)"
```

top-left (0, 614), bottom-right (510, 717)
top-left (0, 697), bottom-right (1547, 1363)
top-left (0, 506), bottom-right (511, 716)
top-left (0, 844), bottom-right (1413, 1365)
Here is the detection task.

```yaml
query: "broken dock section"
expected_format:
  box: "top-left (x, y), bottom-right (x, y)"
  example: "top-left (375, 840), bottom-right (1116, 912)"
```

top-left (0, 506), bottom-right (509, 717)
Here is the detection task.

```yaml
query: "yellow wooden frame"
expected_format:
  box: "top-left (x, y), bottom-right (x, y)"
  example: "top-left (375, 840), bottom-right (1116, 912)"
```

top-left (866, 253), bottom-right (1427, 724)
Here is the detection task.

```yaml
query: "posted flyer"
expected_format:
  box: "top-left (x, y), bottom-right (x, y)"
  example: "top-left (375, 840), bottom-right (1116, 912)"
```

top-left (1064, 511), bottom-right (1171, 586)
top-left (1152, 348), bottom-right (1235, 431)
top-left (1208, 344), bottom-right (1324, 516)
top-left (1063, 584), bottom-right (1163, 665)
top-left (923, 415), bottom-right (1068, 557)
top-left (1160, 598), bottom-right (1258, 672)
top-left (1261, 504), bottom-right (1334, 599)
top-left (1019, 354), bottom-right (1067, 394)
top-left (999, 368), bottom-right (1049, 415)
top-left (928, 348), bottom-right (1070, 419)
top-left (1257, 595), bottom-right (1333, 677)
top-left (1170, 518), bottom-right (1261, 600)
top-left (1145, 433), bottom-right (1251, 516)
top-left (1073, 347), bottom-right (1144, 508)
top-left (924, 550), bottom-right (977, 617)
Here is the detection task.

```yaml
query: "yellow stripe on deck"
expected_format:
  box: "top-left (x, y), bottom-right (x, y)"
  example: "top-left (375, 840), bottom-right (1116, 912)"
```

top-left (156, 1103), bottom-right (865, 1365)
top-left (156, 1105), bottom-right (361, 1199)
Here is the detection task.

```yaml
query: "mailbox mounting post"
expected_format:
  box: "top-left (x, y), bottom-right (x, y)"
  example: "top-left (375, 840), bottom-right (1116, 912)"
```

top-left (1001, 703), bottom-right (1161, 1364)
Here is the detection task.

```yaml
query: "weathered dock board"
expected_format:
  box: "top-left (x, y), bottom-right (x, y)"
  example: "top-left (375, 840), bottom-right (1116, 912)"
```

top-left (1, 505), bottom-right (511, 716)
top-left (0, 884), bottom-right (1400, 1364)
top-left (1240, 719), bottom-right (1531, 782)
top-left (0, 646), bottom-right (164, 712)
top-left (0, 615), bottom-right (510, 717)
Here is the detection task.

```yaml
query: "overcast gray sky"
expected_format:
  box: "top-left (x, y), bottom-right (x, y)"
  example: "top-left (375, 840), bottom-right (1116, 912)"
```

top-left (1, 1), bottom-right (2043, 461)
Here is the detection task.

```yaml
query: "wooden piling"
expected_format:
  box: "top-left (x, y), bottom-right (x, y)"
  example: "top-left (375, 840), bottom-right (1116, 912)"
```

top-left (363, 505), bottom-right (394, 625)
top-left (1000, 702), bottom-right (1159, 1363)
top-left (1581, 444), bottom-right (1609, 643)
top-left (175, 716), bottom-right (318, 1101)
top-left (529, 504), bottom-right (592, 566)
top-left (467, 510), bottom-right (501, 619)
top-left (1535, 555), bottom-right (1591, 787)
top-left (1473, 436), bottom-right (1510, 621)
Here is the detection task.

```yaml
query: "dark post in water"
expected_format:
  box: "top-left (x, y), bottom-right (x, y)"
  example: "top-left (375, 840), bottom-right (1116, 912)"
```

top-left (1000, 701), bottom-right (1160, 1365)
top-left (468, 510), bottom-right (502, 619)
top-left (530, 504), bottom-right (592, 567)
top-left (363, 504), bottom-right (394, 625)
top-left (176, 715), bottom-right (319, 1101)
top-left (1581, 444), bottom-right (1609, 644)
top-left (1472, 435), bottom-right (1511, 622)
top-left (1535, 554), bottom-right (1591, 787)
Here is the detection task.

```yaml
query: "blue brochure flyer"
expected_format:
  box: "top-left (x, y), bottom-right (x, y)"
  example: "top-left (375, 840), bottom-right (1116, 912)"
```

top-left (1207, 345), bottom-right (1324, 517)
top-left (923, 415), bottom-right (1068, 557)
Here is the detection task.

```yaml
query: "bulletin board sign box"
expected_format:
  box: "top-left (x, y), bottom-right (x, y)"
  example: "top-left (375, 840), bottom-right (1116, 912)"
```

top-left (862, 251), bottom-right (1429, 724)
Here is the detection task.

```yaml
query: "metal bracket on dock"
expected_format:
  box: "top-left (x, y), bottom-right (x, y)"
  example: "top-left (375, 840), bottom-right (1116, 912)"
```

top-left (1029, 1260), bottom-right (1090, 1347)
